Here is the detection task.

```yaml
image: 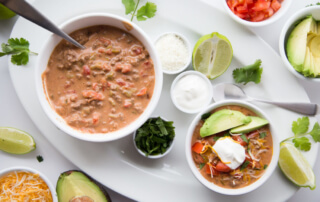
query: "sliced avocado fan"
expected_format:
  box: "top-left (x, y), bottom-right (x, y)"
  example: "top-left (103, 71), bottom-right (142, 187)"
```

top-left (230, 116), bottom-right (269, 134)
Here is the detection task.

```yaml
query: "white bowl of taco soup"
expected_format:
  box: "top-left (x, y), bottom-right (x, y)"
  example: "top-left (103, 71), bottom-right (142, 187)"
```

top-left (35, 13), bottom-right (163, 142)
top-left (185, 100), bottom-right (279, 195)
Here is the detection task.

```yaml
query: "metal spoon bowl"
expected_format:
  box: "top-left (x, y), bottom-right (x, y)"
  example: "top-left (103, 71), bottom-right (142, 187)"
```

top-left (212, 83), bottom-right (318, 116)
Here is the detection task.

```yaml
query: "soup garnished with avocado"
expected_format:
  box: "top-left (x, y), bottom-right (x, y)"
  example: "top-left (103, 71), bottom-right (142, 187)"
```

top-left (191, 105), bottom-right (273, 189)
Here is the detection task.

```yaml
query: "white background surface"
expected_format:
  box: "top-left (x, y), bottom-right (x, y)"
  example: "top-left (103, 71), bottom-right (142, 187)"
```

top-left (1, 0), bottom-right (320, 201)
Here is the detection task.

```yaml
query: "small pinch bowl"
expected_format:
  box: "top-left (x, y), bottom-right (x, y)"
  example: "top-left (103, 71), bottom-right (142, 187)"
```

top-left (185, 100), bottom-right (280, 195)
top-left (0, 166), bottom-right (57, 201)
top-left (222, 0), bottom-right (293, 27)
top-left (279, 5), bottom-right (320, 82)
top-left (35, 13), bottom-right (163, 142)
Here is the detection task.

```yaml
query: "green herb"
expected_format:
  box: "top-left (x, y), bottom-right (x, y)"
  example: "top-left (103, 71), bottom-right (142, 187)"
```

top-left (259, 132), bottom-right (267, 139)
top-left (240, 161), bottom-right (250, 171)
top-left (213, 133), bottom-right (230, 142)
top-left (36, 155), bottom-right (43, 163)
top-left (240, 134), bottom-right (248, 143)
top-left (199, 163), bottom-right (205, 170)
top-left (283, 117), bottom-right (320, 152)
top-left (232, 59), bottom-right (263, 85)
top-left (122, 0), bottom-right (157, 22)
top-left (135, 117), bottom-right (175, 156)
top-left (264, 164), bottom-right (268, 170)
top-left (0, 38), bottom-right (37, 65)
top-left (306, 2), bottom-right (320, 7)
top-left (201, 112), bottom-right (211, 120)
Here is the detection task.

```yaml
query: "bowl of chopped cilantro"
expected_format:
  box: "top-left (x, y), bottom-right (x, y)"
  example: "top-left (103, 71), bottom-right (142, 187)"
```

top-left (133, 117), bottom-right (175, 159)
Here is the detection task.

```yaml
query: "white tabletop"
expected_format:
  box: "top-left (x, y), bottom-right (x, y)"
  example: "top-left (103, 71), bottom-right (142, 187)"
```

top-left (1, 0), bottom-right (320, 201)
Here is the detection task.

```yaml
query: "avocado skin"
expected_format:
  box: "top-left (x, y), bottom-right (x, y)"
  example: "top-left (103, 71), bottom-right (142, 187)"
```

top-left (56, 170), bottom-right (111, 202)
top-left (200, 109), bottom-right (251, 137)
top-left (230, 116), bottom-right (269, 134)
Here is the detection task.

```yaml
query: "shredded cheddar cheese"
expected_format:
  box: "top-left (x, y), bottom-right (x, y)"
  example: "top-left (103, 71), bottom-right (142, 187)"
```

top-left (0, 171), bottom-right (53, 202)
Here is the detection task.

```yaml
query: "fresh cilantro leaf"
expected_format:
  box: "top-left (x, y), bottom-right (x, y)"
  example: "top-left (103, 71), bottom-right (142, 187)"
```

top-left (199, 163), bottom-right (205, 170)
top-left (292, 137), bottom-right (311, 151)
top-left (264, 164), bottom-right (268, 169)
top-left (233, 59), bottom-right (263, 85)
top-left (292, 116), bottom-right (309, 136)
top-left (306, 2), bottom-right (320, 7)
top-left (240, 134), bottom-right (248, 143)
top-left (36, 155), bottom-right (43, 163)
top-left (201, 112), bottom-right (211, 120)
top-left (240, 161), bottom-right (250, 171)
top-left (259, 132), bottom-right (267, 139)
top-left (136, 2), bottom-right (157, 21)
top-left (309, 122), bottom-right (320, 142)
top-left (0, 38), bottom-right (37, 66)
top-left (122, 0), bottom-right (136, 14)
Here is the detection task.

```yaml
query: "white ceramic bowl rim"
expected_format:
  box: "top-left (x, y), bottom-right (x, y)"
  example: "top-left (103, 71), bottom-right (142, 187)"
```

top-left (222, 0), bottom-right (293, 27)
top-left (185, 100), bottom-right (280, 195)
top-left (279, 6), bottom-right (320, 82)
top-left (170, 70), bottom-right (213, 114)
top-left (154, 32), bottom-right (192, 74)
top-left (35, 13), bottom-right (163, 142)
top-left (0, 166), bottom-right (57, 201)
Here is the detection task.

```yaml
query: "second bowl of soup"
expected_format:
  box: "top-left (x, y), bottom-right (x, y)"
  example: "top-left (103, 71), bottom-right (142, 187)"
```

top-left (185, 100), bottom-right (279, 195)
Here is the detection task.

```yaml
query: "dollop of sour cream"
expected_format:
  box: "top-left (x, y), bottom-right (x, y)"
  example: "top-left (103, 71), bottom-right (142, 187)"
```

top-left (172, 74), bottom-right (210, 111)
top-left (212, 137), bottom-right (246, 169)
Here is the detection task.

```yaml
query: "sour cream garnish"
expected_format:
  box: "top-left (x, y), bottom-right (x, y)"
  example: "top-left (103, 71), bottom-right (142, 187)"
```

top-left (212, 137), bottom-right (246, 170)
top-left (171, 71), bottom-right (212, 113)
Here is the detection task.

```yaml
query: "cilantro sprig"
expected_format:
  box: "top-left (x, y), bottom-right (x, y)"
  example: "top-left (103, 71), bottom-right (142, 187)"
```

top-left (283, 117), bottom-right (320, 151)
top-left (122, 0), bottom-right (157, 22)
top-left (233, 59), bottom-right (263, 85)
top-left (0, 38), bottom-right (37, 65)
top-left (134, 117), bottom-right (175, 156)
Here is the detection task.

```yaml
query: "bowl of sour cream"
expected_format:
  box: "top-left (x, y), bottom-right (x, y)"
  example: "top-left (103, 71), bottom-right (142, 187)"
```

top-left (170, 71), bottom-right (213, 114)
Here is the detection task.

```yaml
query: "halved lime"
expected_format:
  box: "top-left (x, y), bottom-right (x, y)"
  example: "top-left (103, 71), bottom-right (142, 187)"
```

top-left (0, 4), bottom-right (16, 20)
top-left (0, 127), bottom-right (36, 154)
top-left (192, 32), bottom-right (233, 79)
top-left (278, 142), bottom-right (316, 190)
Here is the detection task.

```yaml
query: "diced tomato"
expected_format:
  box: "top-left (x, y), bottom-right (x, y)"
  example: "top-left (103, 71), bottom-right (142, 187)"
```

top-left (215, 161), bottom-right (231, 173)
top-left (232, 135), bottom-right (247, 146)
top-left (82, 90), bottom-right (105, 100)
top-left (136, 87), bottom-right (147, 96)
top-left (271, 0), bottom-right (281, 12)
top-left (246, 0), bottom-right (254, 4)
top-left (236, 5), bottom-right (248, 14)
top-left (123, 99), bottom-right (132, 108)
top-left (82, 65), bottom-right (91, 75)
top-left (264, 7), bottom-right (274, 17)
top-left (191, 142), bottom-right (204, 154)
top-left (247, 130), bottom-right (260, 139)
top-left (205, 164), bottom-right (219, 176)
top-left (251, 0), bottom-right (270, 12)
top-left (122, 64), bottom-right (132, 73)
top-left (115, 63), bottom-right (123, 71)
top-left (116, 78), bottom-right (126, 86)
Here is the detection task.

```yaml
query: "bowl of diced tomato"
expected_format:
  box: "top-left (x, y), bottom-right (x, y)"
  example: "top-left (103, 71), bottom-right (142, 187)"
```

top-left (223, 0), bottom-right (292, 27)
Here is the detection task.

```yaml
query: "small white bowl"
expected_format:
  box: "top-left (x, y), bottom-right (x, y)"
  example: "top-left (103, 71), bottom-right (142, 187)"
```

top-left (0, 166), bottom-right (57, 201)
top-left (35, 13), bottom-right (163, 142)
top-left (171, 71), bottom-right (213, 114)
top-left (279, 6), bottom-right (320, 82)
top-left (185, 100), bottom-right (279, 195)
top-left (222, 0), bottom-right (292, 27)
top-left (154, 32), bottom-right (192, 74)
top-left (133, 116), bottom-right (175, 159)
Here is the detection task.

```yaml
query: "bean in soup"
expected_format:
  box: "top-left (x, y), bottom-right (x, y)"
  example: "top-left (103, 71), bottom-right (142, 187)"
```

top-left (42, 25), bottom-right (155, 133)
top-left (191, 105), bottom-right (273, 189)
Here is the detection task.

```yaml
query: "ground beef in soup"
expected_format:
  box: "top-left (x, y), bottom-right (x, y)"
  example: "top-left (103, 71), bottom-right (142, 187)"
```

top-left (42, 25), bottom-right (155, 133)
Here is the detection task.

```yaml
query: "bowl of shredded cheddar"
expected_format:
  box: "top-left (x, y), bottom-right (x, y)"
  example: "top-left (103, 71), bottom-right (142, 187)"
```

top-left (0, 166), bottom-right (57, 201)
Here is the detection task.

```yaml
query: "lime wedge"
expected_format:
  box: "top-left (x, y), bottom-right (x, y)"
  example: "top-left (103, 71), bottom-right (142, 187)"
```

top-left (0, 127), bottom-right (36, 154)
top-left (0, 4), bottom-right (16, 20)
top-left (278, 142), bottom-right (316, 190)
top-left (192, 32), bottom-right (233, 79)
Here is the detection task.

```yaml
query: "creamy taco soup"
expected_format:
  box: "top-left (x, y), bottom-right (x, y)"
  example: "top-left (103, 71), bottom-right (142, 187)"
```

top-left (191, 105), bottom-right (273, 189)
top-left (42, 25), bottom-right (155, 133)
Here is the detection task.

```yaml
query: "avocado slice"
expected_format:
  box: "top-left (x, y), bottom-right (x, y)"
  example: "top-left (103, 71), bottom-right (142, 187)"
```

top-left (230, 116), bottom-right (269, 134)
top-left (57, 170), bottom-right (111, 202)
top-left (303, 47), bottom-right (314, 77)
top-left (200, 109), bottom-right (251, 137)
top-left (286, 16), bottom-right (317, 72)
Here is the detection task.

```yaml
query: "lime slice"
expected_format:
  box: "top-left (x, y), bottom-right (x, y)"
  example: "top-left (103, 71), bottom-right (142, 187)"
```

top-left (0, 4), bottom-right (16, 20)
top-left (0, 127), bottom-right (36, 154)
top-left (278, 142), bottom-right (316, 190)
top-left (192, 32), bottom-right (233, 79)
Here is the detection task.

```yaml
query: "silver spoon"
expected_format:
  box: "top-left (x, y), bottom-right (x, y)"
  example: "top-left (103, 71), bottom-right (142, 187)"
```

top-left (212, 83), bottom-right (319, 116)
top-left (0, 0), bottom-right (85, 49)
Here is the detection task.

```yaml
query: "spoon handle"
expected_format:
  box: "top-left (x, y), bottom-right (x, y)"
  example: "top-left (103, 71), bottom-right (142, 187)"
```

top-left (253, 99), bottom-right (318, 116)
top-left (0, 0), bottom-right (85, 49)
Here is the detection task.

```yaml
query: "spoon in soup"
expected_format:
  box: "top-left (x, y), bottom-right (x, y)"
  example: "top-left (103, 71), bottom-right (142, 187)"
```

top-left (212, 83), bottom-right (319, 116)
top-left (0, 0), bottom-right (85, 49)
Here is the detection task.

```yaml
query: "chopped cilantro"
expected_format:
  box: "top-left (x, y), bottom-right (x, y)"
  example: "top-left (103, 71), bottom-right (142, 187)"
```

top-left (122, 0), bottom-right (157, 22)
top-left (201, 112), bottom-right (211, 120)
top-left (240, 134), bottom-right (248, 143)
top-left (240, 161), bottom-right (250, 171)
top-left (306, 2), bottom-right (320, 7)
top-left (199, 163), bottom-right (205, 170)
top-left (232, 59), bottom-right (263, 85)
top-left (264, 164), bottom-right (268, 170)
top-left (292, 117), bottom-right (309, 136)
top-left (213, 133), bottom-right (229, 142)
top-left (36, 155), bottom-right (43, 163)
top-left (309, 122), bottom-right (320, 142)
top-left (292, 137), bottom-right (311, 151)
top-left (259, 132), bottom-right (267, 139)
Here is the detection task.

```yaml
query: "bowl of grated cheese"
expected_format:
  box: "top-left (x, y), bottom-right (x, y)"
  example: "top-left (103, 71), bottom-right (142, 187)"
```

top-left (0, 166), bottom-right (57, 201)
top-left (155, 32), bottom-right (192, 74)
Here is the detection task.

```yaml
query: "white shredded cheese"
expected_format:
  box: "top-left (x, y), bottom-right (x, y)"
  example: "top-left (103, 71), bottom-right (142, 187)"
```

top-left (155, 33), bottom-right (189, 71)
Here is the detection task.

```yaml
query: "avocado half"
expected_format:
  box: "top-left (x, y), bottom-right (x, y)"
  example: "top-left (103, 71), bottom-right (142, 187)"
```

top-left (200, 109), bottom-right (251, 137)
top-left (56, 170), bottom-right (111, 202)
